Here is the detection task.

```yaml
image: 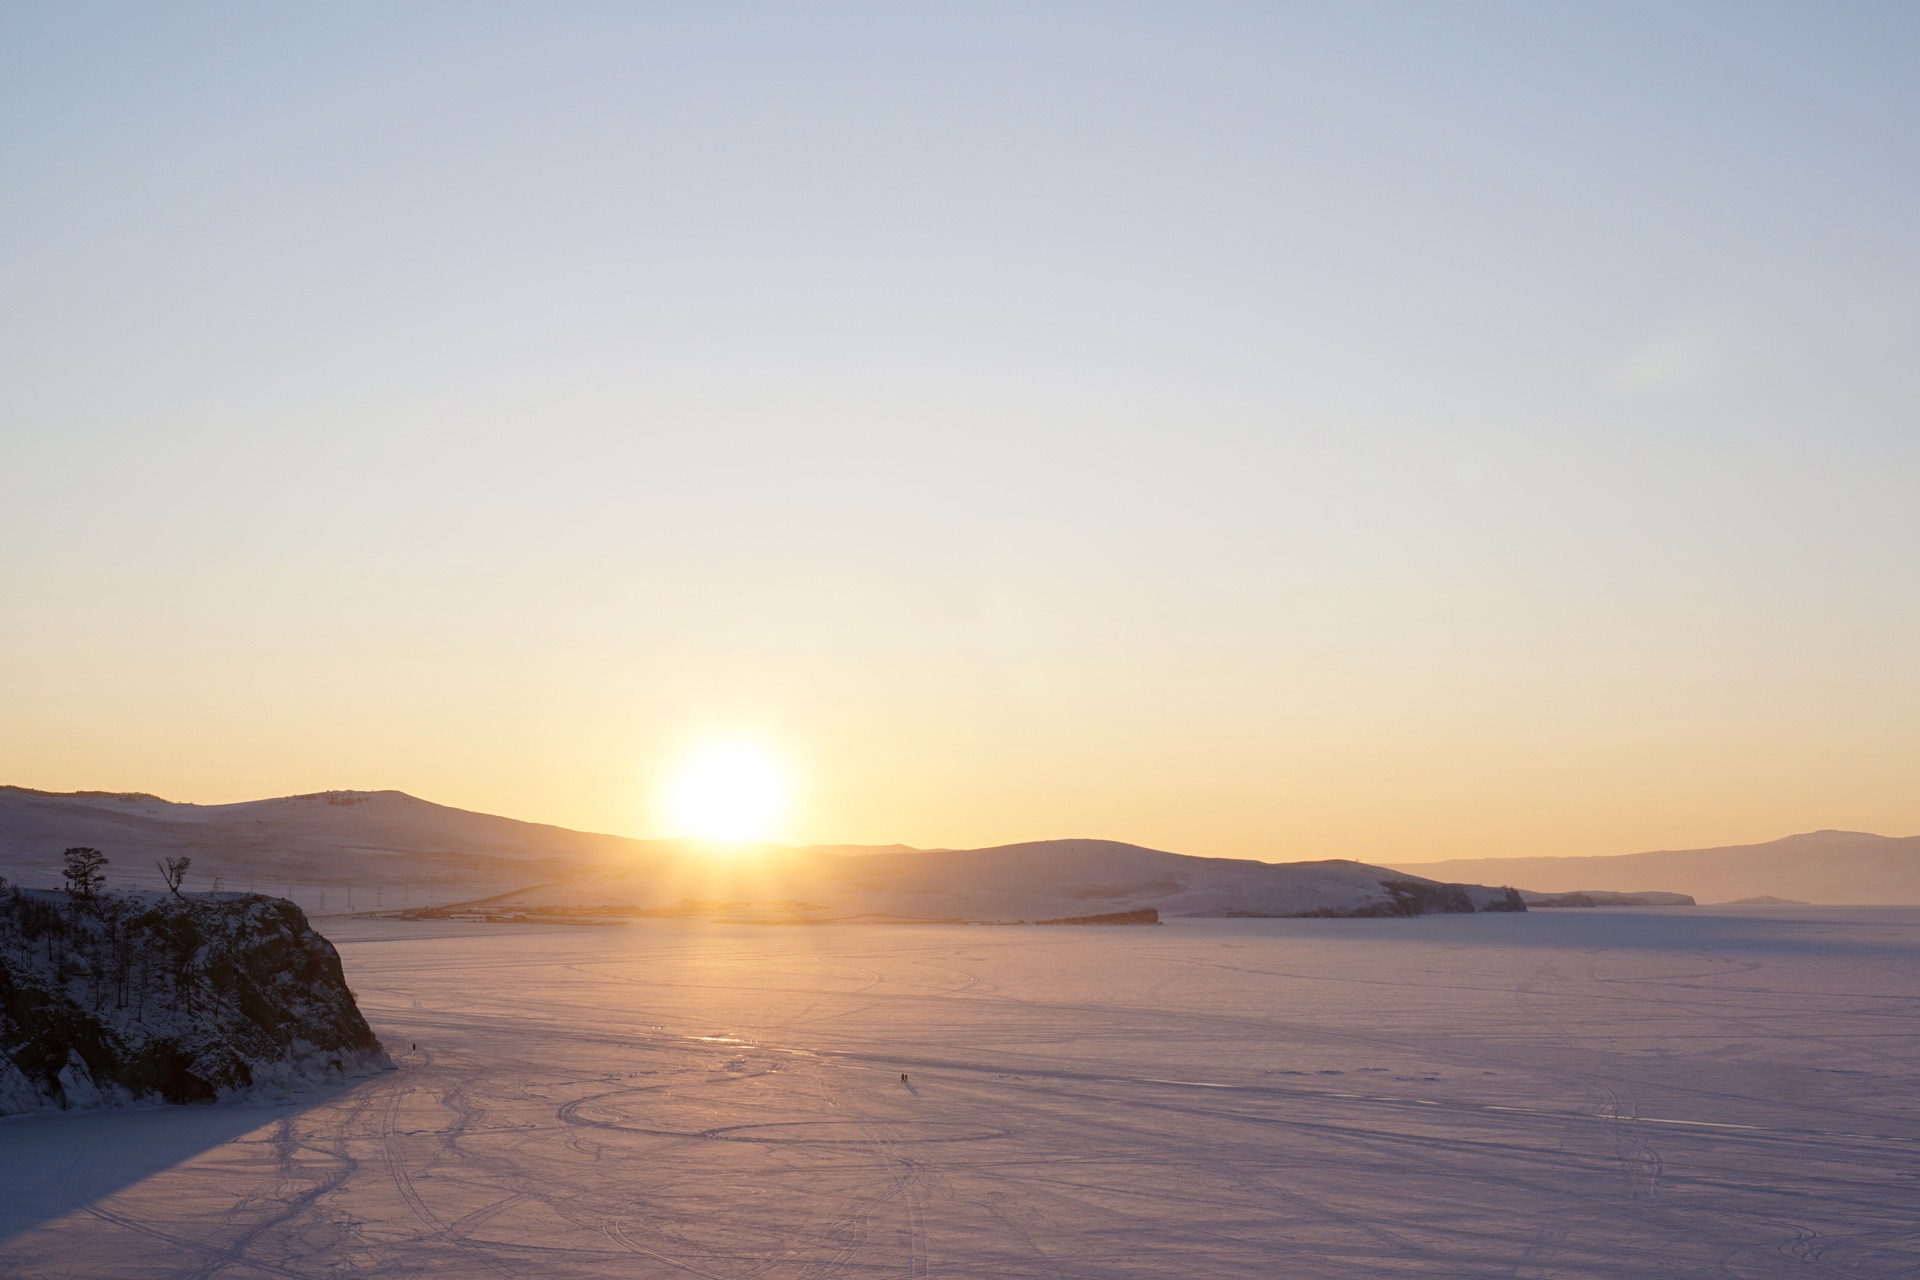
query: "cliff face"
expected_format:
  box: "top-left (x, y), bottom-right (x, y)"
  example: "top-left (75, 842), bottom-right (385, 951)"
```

top-left (0, 887), bottom-right (388, 1115)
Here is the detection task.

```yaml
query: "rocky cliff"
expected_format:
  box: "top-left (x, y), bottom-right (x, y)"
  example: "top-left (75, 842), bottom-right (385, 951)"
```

top-left (0, 885), bottom-right (388, 1115)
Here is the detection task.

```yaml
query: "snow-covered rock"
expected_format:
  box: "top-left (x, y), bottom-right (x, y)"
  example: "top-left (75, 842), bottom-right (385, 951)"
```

top-left (0, 886), bottom-right (389, 1116)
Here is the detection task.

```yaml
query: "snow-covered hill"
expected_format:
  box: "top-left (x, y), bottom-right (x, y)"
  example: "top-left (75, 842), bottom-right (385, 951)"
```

top-left (0, 887), bottom-right (389, 1115)
top-left (0, 786), bottom-right (644, 904)
top-left (0, 788), bottom-right (1527, 923)
top-left (0, 787), bottom-right (899, 911)
top-left (478, 839), bottom-right (1526, 922)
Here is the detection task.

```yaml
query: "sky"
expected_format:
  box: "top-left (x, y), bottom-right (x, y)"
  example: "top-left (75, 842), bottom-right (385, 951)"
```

top-left (3, 2), bottom-right (1917, 861)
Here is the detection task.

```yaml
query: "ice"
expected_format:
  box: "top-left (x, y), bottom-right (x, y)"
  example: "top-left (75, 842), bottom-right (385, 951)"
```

top-left (3, 906), bottom-right (1917, 1276)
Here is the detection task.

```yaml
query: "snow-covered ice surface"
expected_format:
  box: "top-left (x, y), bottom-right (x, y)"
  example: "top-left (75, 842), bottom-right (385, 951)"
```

top-left (3, 907), bottom-right (1917, 1277)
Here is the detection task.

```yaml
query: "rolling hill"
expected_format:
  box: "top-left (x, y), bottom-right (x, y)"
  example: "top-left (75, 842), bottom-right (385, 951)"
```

top-left (0, 788), bottom-right (1520, 922)
top-left (481, 838), bottom-right (1524, 922)
top-left (0, 787), bottom-right (692, 907)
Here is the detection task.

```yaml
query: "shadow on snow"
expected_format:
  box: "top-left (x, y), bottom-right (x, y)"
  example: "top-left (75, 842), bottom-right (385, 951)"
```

top-left (0, 1076), bottom-right (378, 1245)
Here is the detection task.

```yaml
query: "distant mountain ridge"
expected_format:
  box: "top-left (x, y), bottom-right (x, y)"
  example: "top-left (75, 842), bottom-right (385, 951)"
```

top-left (9, 786), bottom-right (1913, 908)
top-left (0, 787), bottom-right (1520, 922)
top-left (1391, 830), bottom-right (1920, 905)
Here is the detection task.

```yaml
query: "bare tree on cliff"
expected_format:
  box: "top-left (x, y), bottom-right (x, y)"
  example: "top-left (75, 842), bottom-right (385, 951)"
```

top-left (156, 855), bottom-right (192, 895)
top-left (62, 847), bottom-right (108, 899)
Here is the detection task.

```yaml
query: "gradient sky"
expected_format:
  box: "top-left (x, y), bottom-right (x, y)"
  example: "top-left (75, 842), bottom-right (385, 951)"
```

top-left (4, 3), bottom-right (1917, 860)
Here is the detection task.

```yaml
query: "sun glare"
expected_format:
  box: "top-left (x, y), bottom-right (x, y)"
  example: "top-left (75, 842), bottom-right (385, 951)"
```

top-left (667, 744), bottom-right (786, 842)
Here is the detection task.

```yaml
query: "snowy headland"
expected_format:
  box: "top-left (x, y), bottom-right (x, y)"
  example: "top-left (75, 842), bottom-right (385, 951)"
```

top-left (0, 887), bottom-right (389, 1116)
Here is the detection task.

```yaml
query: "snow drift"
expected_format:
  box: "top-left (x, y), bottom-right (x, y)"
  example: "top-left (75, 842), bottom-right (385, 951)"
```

top-left (0, 886), bottom-right (388, 1116)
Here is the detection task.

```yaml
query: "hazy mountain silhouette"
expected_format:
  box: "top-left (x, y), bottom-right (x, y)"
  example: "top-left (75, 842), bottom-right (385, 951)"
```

top-left (1391, 830), bottom-right (1920, 905)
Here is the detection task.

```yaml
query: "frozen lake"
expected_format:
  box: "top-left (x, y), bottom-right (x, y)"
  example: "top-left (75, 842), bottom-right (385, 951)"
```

top-left (3, 908), bottom-right (1917, 1277)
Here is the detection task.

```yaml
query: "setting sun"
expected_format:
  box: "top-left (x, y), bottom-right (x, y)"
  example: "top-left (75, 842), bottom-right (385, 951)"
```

top-left (666, 744), bottom-right (786, 842)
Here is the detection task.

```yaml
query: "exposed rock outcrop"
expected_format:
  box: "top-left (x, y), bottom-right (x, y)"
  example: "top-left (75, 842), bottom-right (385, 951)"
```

top-left (1032, 908), bottom-right (1162, 925)
top-left (1522, 890), bottom-right (1695, 908)
top-left (0, 886), bottom-right (388, 1115)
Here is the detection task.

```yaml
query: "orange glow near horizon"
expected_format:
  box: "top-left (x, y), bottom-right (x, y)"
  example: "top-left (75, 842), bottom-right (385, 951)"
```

top-left (4, 5), bottom-right (1920, 873)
